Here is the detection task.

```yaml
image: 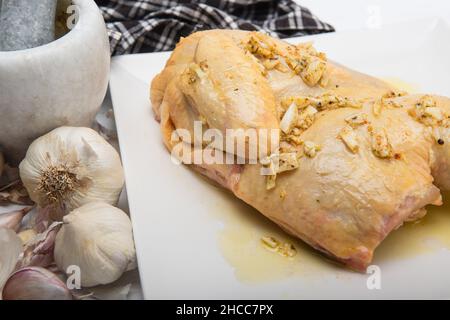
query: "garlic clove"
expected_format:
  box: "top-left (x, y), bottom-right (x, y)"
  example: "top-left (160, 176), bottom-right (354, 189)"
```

top-left (54, 202), bottom-right (136, 287)
top-left (19, 221), bottom-right (62, 269)
top-left (19, 127), bottom-right (125, 213)
top-left (2, 267), bottom-right (73, 300)
top-left (0, 228), bottom-right (23, 291)
top-left (280, 103), bottom-right (298, 134)
top-left (0, 206), bottom-right (33, 232)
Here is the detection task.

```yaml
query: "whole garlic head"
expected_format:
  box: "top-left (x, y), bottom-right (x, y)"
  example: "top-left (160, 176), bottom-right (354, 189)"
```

top-left (19, 127), bottom-right (125, 212)
top-left (54, 202), bottom-right (136, 287)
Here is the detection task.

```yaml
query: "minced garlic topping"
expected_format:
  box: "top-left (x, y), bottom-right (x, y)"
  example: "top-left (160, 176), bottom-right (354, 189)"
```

top-left (339, 125), bottom-right (359, 153)
top-left (277, 94), bottom-right (359, 161)
top-left (244, 32), bottom-right (328, 86)
top-left (303, 141), bottom-right (321, 158)
top-left (281, 93), bottom-right (361, 113)
top-left (280, 103), bottom-right (298, 134)
top-left (261, 236), bottom-right (279, 250)
top-left (408, 95), bottom-right (447, 127)
top-left (372, 91), bottom-right (407, 116)
top-left (297, 105), bottom-right (318, 130)
top-left (300, 58), bottom-right (327, 87)
top-left (183, 63), bottom-right (208, 84)
top-left (246, 35), bottom-right (274, 59)
top-left (282, 131), bottom-right (303, 146)
top-left (370, 127), bottom-right (394, 159)
top-left (278, 152), bottom-right (300, 173)
top-left (262, 152), bottom-right (300, 190)
top-left (261, 236), bottom-right (297, 258)
top-left (345, 113), bottom-right (368, 127)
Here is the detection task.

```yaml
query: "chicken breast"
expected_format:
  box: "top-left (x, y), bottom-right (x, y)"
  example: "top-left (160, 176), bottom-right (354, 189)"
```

top-left (150, 29), bottom-right (450, 271)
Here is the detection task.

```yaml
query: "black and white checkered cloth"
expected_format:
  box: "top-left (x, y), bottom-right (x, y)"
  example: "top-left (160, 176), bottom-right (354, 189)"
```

top-left (95, 0), bottom-right (334, 56)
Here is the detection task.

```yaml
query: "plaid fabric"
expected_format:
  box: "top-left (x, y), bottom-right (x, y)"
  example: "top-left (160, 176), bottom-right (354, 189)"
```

top-left (95, 0), bottom-right (335, 56)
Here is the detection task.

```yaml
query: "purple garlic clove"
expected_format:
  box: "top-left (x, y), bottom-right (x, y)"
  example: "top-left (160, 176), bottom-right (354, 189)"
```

top-left (2, 266), bottom-right (73, 300)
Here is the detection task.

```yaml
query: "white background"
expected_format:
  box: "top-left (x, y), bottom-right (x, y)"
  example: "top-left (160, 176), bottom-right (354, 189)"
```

top-left (296, 0), bottom-right (450, 30)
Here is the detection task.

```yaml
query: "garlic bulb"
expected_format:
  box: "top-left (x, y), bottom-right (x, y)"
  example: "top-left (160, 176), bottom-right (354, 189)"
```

top-left (2, 267), bottom-right (72, 300)
top-left (54, 202), bottom-right (136, 287)
top-left (19, 127), bottom-right (125, 212)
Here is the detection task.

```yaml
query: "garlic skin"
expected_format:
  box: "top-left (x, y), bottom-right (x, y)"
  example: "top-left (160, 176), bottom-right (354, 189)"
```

top-left (19, 127), bottom-right (125, 212)
top-left (0, 207), bottom-right (32, 232)
top-left (54, 202), bottom-right (136, 287)
top-left (2, 267), bottom-right (72, 300)
top-left (0, 228), bottom-right (23, 291)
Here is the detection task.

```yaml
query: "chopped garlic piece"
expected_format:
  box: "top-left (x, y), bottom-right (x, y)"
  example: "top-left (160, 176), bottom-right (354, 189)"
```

top-left (183, 63), bottom-right (208, 85)
top-left (246, 36), bottom-right (274, 58)
top-left (262, 152), bottom-right (299, 174)
top-left (345, 113), bottom-right (368, 127)
top-left (261, 236), bottom-right (280, 250)
top-left (282, 93), bottom-right (361, 111)
top-left (277, 242), bottom-right (297, 258)
top-left (261, 236), bottom-right (297, 257)
top-left (371, 127), bottom-right (394, 159)
top-left (302, 105), bottom-right (318, 117)
top-left (283, 132), bottom-right (303, 145)
top-left (280, 103), bottom-right (298, 134)
top-left (320, 93), bottom-right (361, 110)
top-left (260, 154), bottom-right (278, 175)
top-left (262, 59), bottom-right (280, 70)
top-left (245, 32), bottom-right (327, 86)
top-left (304, 141), bottom-right (320, 158)
top-left (297, 105), bottom-right (318, 130)
top-left (339, 125), bottom-right (359, 153)
top-left (277, 153), bottom-right (299, 173)
top-left (301, 58), bottom-right (327, 86)
top-left (424, 107), bottom-right (444, 121)
top-left (263, 152), bottom-right (300, 190)
top-left (408, 95), bottom-right (444, 127)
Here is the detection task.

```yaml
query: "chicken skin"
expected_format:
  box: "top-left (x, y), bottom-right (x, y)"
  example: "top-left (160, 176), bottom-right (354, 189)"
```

top-left (150, 29), bottom-right (450, 271)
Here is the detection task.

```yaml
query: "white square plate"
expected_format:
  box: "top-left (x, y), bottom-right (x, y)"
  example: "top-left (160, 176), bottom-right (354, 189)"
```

top-left (110, 18), bottom-right (450, 299)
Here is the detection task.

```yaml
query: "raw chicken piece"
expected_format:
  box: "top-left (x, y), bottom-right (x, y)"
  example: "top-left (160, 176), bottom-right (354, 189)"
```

top-left (150, 29), bottom-right (450, 271)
